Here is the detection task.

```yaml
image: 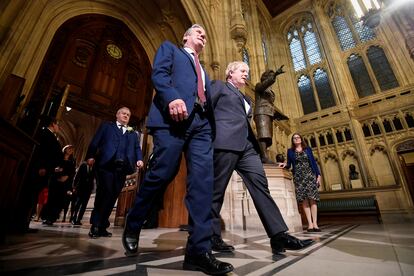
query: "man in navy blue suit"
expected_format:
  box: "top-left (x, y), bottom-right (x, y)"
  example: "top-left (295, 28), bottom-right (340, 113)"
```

top-left (87, 107), bottom-right (143, 238)
top-left (210, 61), bottom-right (313, 254)
top-left (122, 24), bottom-right (233, 275)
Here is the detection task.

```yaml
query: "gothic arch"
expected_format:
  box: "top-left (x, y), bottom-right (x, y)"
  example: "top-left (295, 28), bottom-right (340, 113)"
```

top-left (14, 0), bottom-right (194, 105)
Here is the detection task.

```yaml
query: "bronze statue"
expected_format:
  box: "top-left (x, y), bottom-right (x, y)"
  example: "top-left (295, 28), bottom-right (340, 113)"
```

top-left (349, 164), bottom-right (359, 180)
top-left (254, 65), bottom-right (285, 164)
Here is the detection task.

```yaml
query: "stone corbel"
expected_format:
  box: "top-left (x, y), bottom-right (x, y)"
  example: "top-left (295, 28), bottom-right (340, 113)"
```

top-left (230, 0), bottom-right (247, 51)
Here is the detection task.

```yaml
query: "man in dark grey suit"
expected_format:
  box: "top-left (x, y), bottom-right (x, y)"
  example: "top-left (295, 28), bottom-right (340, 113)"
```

top-left (210, 61), bottom-right (313, 254)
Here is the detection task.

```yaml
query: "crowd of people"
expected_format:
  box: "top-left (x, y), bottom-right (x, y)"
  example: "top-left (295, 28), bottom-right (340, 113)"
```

top-left (27, 23), bottom-right (322, 275)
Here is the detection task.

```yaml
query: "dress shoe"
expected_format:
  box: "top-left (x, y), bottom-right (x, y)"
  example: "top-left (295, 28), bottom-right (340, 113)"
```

top-left (99, 229), bottom-right (112, 237)
top-left (71, 220), bottom-right (82, 226)
top-left (88, 226), bottom-right (100, 238)
top-left (307, 228), bottom-right (314, 232)
top-left (270, 232), bottom-right (314, 254)
top-left (183, 251), bottom-right (234, 275)
top-left (313, 228), bottom-right (321, 232)
top-left (122, 227), bottom-right (140, 256)
top-left (211, 236), bottom-right (235, 252)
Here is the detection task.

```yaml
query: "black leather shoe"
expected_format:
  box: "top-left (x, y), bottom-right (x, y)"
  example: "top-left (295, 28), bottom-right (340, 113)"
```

top-left (99, 229), bottom-right (112, 237)
top-left (88, 226), bottom-right (100, 238)
top-left (183, 252), bottom-right (233, 275)
top-left (211, 236), bottom-right (235, 252)
top-left (122, 227), bottom-right (140, 256)
top-left (271, 232), bottom-right (314, 254)
top-left (71, 220), bottom-right (82, 226)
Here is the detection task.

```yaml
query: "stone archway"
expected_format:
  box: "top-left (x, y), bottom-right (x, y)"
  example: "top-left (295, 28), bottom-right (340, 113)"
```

top-left (395, 139), bottom-right (414, 205)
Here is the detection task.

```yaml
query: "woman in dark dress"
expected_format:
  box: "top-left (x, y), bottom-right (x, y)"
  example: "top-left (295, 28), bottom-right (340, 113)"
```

top-left (280, 133), bottom-right (322, 232)
top-left (42, 145), bottom-right (76, 225)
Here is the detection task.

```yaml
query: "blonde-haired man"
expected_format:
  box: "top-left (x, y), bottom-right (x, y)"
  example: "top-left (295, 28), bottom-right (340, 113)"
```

top-left (210, 61), bottom-right (314, 254)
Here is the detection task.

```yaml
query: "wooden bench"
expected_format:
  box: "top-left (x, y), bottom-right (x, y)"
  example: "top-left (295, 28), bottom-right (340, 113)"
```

top-left (317, 196), bottom-right (382, 224)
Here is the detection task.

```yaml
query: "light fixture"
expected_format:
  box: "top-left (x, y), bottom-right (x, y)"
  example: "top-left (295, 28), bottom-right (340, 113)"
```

top-left (350, 0), bottom-right (383, 28)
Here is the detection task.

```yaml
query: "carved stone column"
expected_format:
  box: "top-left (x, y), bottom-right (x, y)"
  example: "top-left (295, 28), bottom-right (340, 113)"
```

top-left (229, 0), bottom-right (247, 51)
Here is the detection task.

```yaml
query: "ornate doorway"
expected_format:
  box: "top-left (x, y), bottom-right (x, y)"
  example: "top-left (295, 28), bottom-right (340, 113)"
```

top-left (396, 140), bottom-right (414, 205)
top-left (18, 14), bottom-right (153, 136)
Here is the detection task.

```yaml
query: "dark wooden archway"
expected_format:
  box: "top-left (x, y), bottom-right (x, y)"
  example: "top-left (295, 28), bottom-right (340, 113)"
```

top-left (19, 14), bottom-right (153, 135)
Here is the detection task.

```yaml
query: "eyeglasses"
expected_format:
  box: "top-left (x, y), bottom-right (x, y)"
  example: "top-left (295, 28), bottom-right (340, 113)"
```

top-left (293, 136), bottom-right (301, 140)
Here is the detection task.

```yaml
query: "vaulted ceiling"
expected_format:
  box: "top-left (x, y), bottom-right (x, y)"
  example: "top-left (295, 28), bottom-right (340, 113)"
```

top-left (261, 0), bottom-right (301, 17)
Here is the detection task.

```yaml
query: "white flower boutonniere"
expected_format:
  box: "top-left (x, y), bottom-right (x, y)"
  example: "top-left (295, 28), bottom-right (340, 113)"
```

top-left (126, 126), bottom-right (134, 133)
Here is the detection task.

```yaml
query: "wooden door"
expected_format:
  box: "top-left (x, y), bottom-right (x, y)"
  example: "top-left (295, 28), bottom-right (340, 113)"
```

top-left (158, 155), bottom-right (188, 227)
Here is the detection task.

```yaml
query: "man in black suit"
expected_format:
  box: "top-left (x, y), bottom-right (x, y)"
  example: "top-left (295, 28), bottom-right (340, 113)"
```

top-left (86, 107), bottom-right (143, 238)
top-left (210, 61), bottom-right (313, 254)
top-left (17, 117), bottom-right (62, 232)
top-left (71, 159), bottom-right (96, 225)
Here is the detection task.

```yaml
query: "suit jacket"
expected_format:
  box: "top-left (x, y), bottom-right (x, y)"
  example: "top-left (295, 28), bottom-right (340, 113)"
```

top-left (210, 80), bottom-right (260, 152)
top-left (147, 40), bottom-right (215, 136)
top-left (33, 127), bottom-right (62, 176)
top-left (73, 162), bottom-right (95, 195)
top-left (286, 147), bottom-right (320, 176)
top-left (86, 122), bottom-right (143, 173)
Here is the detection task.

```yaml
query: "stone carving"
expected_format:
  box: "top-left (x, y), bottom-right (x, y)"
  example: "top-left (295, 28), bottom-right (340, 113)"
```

top-left (349, 164), bottom-right (359, 180)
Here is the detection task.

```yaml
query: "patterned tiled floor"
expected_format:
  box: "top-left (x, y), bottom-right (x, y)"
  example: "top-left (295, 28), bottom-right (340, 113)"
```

top-left (0, 221), bottom-right (413, 275)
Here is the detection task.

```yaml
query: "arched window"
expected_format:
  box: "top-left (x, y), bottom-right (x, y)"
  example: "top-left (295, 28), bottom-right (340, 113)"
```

top-left (242, 47), bottom-right (251, 80)
top-left (298, 75), bottom-right (318, 114)
top-left (347, 54), bottom-right (375, 97)
top-left (287, 17), bottom-right (336, 115)
top-left (336, 129), bottom-right (344, 142)
top-left (405, 113), bottom-right (414, 128)
top-left (362, 124), bottom-right (371, 137)
top-left (393, 117), bottom-right (403, 130)
top-left (382, 119), bottom-right (392, 133)
top-left (327, 1), bottom-right (398, 97)
top-left (367, 46), bottom-right (399, 91)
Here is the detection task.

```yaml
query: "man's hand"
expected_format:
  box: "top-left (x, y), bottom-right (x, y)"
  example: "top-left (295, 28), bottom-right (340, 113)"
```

top-left (169, 99), bottom-right (188, 122)
top-left (275, 65), bottom-right (285, 76)
top-left (136, 160), bottom-right (144, 169)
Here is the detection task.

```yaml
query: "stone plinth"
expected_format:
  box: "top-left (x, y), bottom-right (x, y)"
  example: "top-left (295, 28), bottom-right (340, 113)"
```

top-left (220, 165), bottom-right (303, 234)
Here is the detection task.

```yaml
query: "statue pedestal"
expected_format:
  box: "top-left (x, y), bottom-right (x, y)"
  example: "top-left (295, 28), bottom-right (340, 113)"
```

top-left (220, 165), bottom-right (303, 234)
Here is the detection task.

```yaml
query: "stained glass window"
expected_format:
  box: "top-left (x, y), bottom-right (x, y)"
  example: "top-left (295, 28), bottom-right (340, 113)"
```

top-left (242, 47), bottom-right (251, 80)
top-left (347, 54), bottom-right (375, 97)
top-left (298, 75), bottom-right (318, 114)
top-left (304, 30), bottom-right (322, 65)
top-left (314, 69), bottom-right (335, 109)
top-left (367, 46), bottom-right (399, 91)
top-left (288, 18), bottom-right (336, 115)
top-left (350, 13), bottom-right (376, 43)
top-left (332, 15), bottom-right (356, 50)
top-left (289, 37), bottom-right (306, 72)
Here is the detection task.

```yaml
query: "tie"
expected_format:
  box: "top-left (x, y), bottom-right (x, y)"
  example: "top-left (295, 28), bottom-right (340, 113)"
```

top-left (193, 53), bottom-right (206, 104)
top-left (118, 124), bottom-right (124, 134)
